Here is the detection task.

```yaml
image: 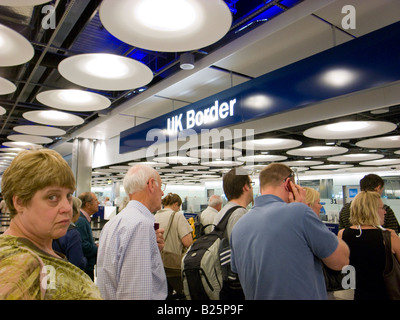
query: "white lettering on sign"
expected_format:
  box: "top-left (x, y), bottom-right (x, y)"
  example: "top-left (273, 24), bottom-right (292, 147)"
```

top-left (167, 99), bottom-right (236, 133)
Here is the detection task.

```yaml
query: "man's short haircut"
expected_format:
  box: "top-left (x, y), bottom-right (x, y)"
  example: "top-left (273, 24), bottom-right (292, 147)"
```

top-left (259, 163), bottom-right (292, 189)
top-left (223, 168), bottom-right (251, 201)
top-left (78, 192), bottom-right (95, 209)
top-left (360, 174), bottom-right (384, 191)
top-left (208, 194), bottom-right (222, 207)
top-left (123, 164), bottom-right (159, 195)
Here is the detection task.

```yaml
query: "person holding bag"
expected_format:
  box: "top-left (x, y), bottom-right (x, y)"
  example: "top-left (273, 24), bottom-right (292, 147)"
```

top-left (338, 191), bottom-right (400, 300)
top-left (155, 193), bottom-right (193, 299)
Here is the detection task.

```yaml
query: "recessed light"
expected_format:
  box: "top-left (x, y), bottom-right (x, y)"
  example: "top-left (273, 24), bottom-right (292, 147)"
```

top-left (321, 68), bottom-right (357, 87)
top-left (23, 110), bottom-right (84, 126)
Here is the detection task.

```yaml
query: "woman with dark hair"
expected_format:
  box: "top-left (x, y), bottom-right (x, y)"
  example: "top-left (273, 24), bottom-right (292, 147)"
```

top-left (155, 193), bottom-right (192, 299)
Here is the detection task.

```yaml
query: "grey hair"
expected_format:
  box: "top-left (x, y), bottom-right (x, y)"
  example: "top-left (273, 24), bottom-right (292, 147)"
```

top-left (208, 194), bottom-right (222, 207)
top-left (123, 164), bottom-right (159, 195)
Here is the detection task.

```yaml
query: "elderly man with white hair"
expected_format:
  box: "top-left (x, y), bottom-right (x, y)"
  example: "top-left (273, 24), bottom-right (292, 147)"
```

top-left (96, 165), bottom-right (168, 300)
top-left (200, 194), bottom-right (223, 234)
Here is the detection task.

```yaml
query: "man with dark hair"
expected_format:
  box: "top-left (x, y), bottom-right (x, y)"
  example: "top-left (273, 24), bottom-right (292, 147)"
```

top-left (339, 174), bottom-right (399, 232)
top-left (213, 168), bottom-right (254, 242)
top-left (213, 167), bottom-right (254, 300)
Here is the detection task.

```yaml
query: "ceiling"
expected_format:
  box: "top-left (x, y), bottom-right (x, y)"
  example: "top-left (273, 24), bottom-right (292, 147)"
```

top-left (1, 0), bottom-right (400, 187)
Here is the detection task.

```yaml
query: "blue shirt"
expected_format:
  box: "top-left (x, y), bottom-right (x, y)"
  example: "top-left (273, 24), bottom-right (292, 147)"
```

top-left (230, 194), bottom-right (338, 300)
top-left (96, 200), bottom-right (167, 300)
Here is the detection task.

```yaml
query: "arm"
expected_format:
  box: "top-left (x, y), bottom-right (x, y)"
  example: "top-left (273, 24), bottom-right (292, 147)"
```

top-left (389, 229), bottom-right (400, 263)
top-left (181, 233), bottom-right (193, 248)
top-left (321, 238), bottom-right (350, 271)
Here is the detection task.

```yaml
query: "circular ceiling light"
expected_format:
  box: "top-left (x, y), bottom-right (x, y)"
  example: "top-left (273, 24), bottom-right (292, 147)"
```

top-left (7, 134), bottom-right (53, 144)
top-left (36, 89), bottom-right (110, 112)
top-left (200, 160), bottom-right (243, 167)
top-left (13, 125), bottom-right (66, 136)
top-left (0, 106), bottom-right (6, 115)
top-left (237, 154), bottom-right (287, 162)
top-left (2, 141), bottom-right (41, 149)
top-left (153, 156), bottom-right (199, 165)
top-left (0, 0), bottom-right (51, 5)
top-left (127, 161), bottom-right (169, 168)
top-left (0, 77), bottom-right (16, 95)
top-left (303, 121), bottom-right (396, 140)
top-left (187, 148), bottom-right (242, 160)
top-left (0, 24), bottom-right (34, 66)
top-left (99, 0), bottom-right (232, 52)
top-left (172, 165), bottom-right (210, 170)
top-left (356, 136), bottom-right (400, 149)
top-left (359, 159), bottom-right (400, 166)
top-left (286, 146), bottom-right (348, 157)
top-left (321, 69), bottom-right (357, 87)
top-left (327, 153), bottom-right (384, 162)
top-left (23, 110), bottom-right (84, 126)
top-left (234, 138), bottom-right (302, 151)
top-left (310, 164), bottom-right (353, 170)
top-left (281, 160), bottom-right (324, 167)
top-left (58, 53), bottom-right (153, 91)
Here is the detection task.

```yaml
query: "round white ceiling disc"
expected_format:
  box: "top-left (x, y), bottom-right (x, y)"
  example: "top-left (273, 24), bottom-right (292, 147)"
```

top-left (281, 160), bottom-right (324, 167)
top-left (200, 160), bottom-right (243, 167)
top-left (327, 153), bottom-right (384, 162)
top-left (0, 24), bottom-right (34, 66)
top-left (0, 0), bottom-right (51, 6)
top-left (36, 89), bottom-right (110, 112)
top-left (2, 141), bottom-right (42, 149)
top-left (187, 148), bottom-right (242, 160)
top-left (356, 136), bottom-right (400, 149)
top-left (99, 0), bottom-right (232, 52)
top-left (359, 159), bottom-right (400, 166)
top-left (237, 154), bottom-right (287, 162)
top-left (58, 53), bottom-right (153, 91)
top-left (13, 125), bottom-right (66, 136)
top-left (0, 77), bottom-right (16, 95)
top-left (23, 110), bottom-right (84, 126)
top-left (153, 156), bottom-right (199, 165)
top-left (0, 106), bottom-right (6, 115)
top-left (233, 138), bottom-right (302, 150)
top-left (310, 164), bottom-right (353, 170)
top-left (286, 146), bottom-right (348, 157)
top-left (7, 134), bottom-right (53, 144)
top-left (303, 121), bottom-right (397, 140)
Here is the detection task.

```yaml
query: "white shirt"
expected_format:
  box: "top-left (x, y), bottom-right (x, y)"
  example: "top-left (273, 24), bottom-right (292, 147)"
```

top-left (200, 206), bottom-right (219, 234)
top-left (96, 200), bottom-right (167, 300)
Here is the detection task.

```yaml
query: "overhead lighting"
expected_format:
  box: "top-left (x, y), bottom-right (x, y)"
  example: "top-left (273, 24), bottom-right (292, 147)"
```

top-left (7, 134), bottom-right (52, 144)
top-left (23, 110), bottom-right (84, 126)
top-left (286, 146), bottom-right (348, 157)
top-left (153, 156), bottom-right (199, 165)
top-left (237, 154), bottom-right (287, 162)
top-left (0, 0), bottom-right (51, 6)
top-left (321, 68), bottom-right (357, 87)
top-left (180, 53), bottom-right (195, 70)
top-left (356, 135), bottom-right (400, 149)
top-left (327, 153), bottom-right (384, 162)
top-left (2, 141), bottom-right (41, 149)
top-left (303, 121), bottom-right (396, 139)
top-left (234, 138), bottom-right (302, 151)
top-left (310, 164), bottom-right (354, 170)
top-left (36, 89), bottom-right (111, 112)
top-left (360, 158), bottom-right (400, 166)
top-left (0, 24), bottom-right (34, 67)
top-left (0, 77), bottom-right (17, 95)
top-left (242, 94), bottom-right (273, 110)
top-left (13, 125), bottom-right (66, 137)
top-left (58, 53), bottom-right (153, 91)
top-left (99, 0), bottom-right (232, 52)
top-left (0, 106), bottom-right (6, 115)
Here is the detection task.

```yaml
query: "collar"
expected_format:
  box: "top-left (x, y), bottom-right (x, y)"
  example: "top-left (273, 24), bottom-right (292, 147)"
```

top-left (80, 209), bottom-right (91, 223)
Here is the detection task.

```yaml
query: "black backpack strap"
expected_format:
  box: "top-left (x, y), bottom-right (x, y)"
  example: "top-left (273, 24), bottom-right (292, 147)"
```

top-left (214, 205), bottom-right (243, 232)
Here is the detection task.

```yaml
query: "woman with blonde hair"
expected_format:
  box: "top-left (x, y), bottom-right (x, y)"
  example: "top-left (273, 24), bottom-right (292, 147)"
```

top-left (155, 193), bottom-right (193, 299)
top-left (0, 149), bottom-right (102, 300)
top-left (304, 187), bottom-right (323, 217)
top-left (338, 191), bottom-right (400, 300)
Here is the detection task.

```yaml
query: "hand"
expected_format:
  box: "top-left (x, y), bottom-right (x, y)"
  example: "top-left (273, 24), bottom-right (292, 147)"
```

top-left (155, 228), bottom-right (165, 252)
top-left (288, 181), bottom-right (307, 204)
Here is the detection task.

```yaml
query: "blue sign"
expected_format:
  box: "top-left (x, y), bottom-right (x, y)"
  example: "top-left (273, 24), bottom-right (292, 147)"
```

top-left (349, 188), bottom-right (358, 198)
top-left (120, 21), bottom-right (400, 154)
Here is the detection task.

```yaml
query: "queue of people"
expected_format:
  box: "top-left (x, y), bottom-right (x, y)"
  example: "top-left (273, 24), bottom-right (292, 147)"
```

top-left (0, 148), bottom-right (399, 300)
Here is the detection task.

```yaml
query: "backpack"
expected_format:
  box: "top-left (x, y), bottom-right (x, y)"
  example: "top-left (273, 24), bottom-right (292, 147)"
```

top-left (192, 212), bottom-right (215, 241)
top-left (181, 205), bottom-right (241, 300)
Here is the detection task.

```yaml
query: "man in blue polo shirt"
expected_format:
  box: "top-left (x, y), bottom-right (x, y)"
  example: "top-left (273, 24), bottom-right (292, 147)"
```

top-left (230, 163), bottom-right (349, 300)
